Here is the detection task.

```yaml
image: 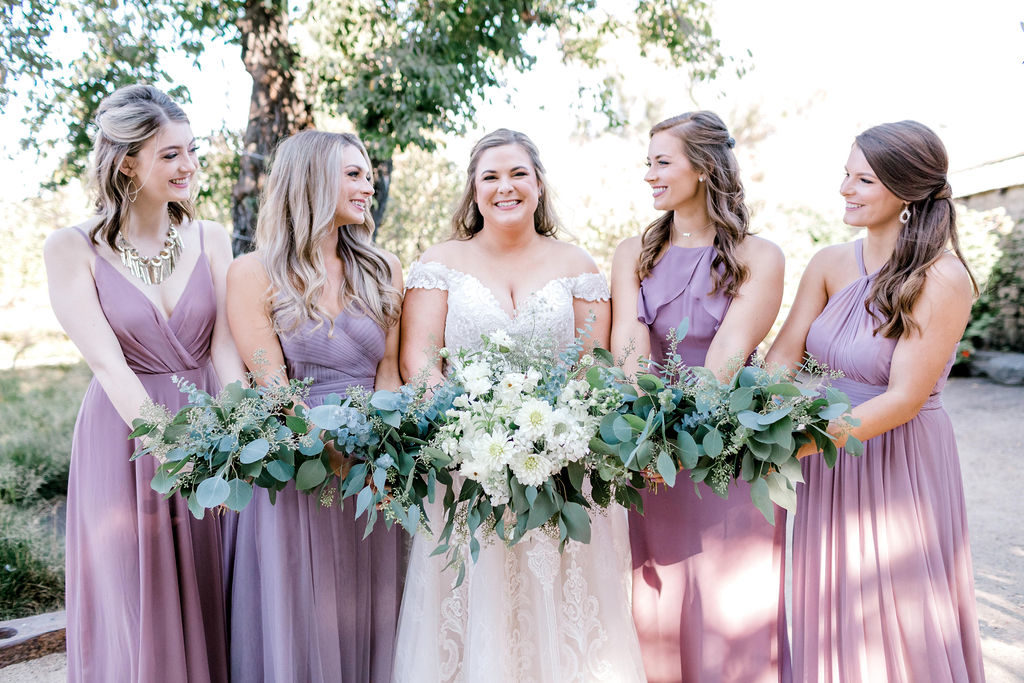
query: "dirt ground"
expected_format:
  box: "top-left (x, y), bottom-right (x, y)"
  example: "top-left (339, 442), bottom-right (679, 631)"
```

top-left (1, 376), bottom-right (1021, 682)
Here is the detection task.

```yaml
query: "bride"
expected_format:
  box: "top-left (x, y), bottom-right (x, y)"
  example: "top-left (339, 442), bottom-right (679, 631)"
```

top-left (393, 129), bottom-right (646, 682)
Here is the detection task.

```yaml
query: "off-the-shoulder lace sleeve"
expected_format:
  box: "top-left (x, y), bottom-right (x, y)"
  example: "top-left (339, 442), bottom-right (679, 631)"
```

top-left (571, 272), bottom-right (610, 301)
top-left (405, 260), bottom-right (451, 292)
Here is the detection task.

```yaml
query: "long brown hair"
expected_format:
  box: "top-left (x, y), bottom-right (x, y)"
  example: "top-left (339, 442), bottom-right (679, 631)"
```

top-left (88, 84), bottom-right (195, 249)
top-left (255, 130), bottom-right (401, 334)
top-left (856, 121), bottom-right (978, 338)
top-left (450, 128), bottom-right (561, 239)
top-left (637, 111), bottom-right (749, 296)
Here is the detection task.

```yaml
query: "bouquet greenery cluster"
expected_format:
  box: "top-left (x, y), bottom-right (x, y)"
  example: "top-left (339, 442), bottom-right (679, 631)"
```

top-left (419, 331), bottom-right (645, 582)
top-left (130, 375), bottom-right (314, 519)
top-left (305, 383), bottom-right (457, 538)
top-left (591, 322), bottom-right (862, 522)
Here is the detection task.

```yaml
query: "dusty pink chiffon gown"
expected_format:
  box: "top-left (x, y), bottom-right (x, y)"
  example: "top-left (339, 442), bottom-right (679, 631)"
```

top-left (629, 245), bottom-right (790, 682)
top-left (792, 239), bottom-right (985, 682)
top-left (228, 309), bottom-right (403, 683)
top-left (64, 226), bottom-right (230, 682)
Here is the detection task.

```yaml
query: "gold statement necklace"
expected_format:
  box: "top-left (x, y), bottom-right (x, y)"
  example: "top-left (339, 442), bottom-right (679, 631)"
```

top-left (115, 211), bottom-right (183, 285)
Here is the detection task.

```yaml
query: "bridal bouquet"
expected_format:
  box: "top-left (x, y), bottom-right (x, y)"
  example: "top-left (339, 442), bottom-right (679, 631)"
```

top-left (131, 375), bottom-right (313, 518)
top-left (591, 321), bottom-right (862, 523)
top-left (424, 331), bottom-right (644, 583)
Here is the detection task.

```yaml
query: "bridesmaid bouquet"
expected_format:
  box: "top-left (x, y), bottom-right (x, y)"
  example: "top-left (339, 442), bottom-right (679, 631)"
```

top-left (422, 331), bottom-right (646, 583)
top-left (130, 375), bottom-right (314, 518)
top-left (305, 383), bottom-right (457, 537)
top-left (591, 321), bottom-right (862, 523)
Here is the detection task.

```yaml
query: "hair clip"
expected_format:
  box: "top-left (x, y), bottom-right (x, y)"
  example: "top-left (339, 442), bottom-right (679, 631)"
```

top-left (726, 137), bottom-right (736, 149)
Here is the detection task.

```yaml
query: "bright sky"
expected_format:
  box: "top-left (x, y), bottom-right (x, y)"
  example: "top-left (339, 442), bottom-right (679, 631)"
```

top-left (2, 0), bottom-right (1021, 222)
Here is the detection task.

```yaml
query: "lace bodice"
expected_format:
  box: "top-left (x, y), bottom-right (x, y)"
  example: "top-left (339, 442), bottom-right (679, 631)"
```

top-left (405, 260), bottom-right (610, 352)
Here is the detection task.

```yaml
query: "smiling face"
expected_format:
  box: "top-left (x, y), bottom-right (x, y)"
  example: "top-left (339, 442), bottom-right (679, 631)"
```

top-left (119, 120), bottom-right (198, 204)
top-left (840, 145), bottom-right (905, 230)
top-left (473, 144), bottom-right (541, 231)
top-left (645, 130), bottom-right (704, 212)
top-left (334, 144), bottom-right (374, 226)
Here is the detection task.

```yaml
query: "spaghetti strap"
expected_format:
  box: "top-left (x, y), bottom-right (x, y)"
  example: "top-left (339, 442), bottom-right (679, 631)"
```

top-left (854, 239), bottom-right (867, 276)
top-left (198, 221), bottom-right (205, 254)
top-left (71, 226), bottom-right (99, 254)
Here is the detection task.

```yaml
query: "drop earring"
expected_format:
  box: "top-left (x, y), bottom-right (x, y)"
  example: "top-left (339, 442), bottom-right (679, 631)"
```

top-left (899, 203), bottom-right (911, 225)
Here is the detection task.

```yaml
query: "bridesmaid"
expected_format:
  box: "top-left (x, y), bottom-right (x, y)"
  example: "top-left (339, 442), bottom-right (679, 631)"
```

top-left (610, 111), bottom-right (789, 683)
top-left (226, 130), bottom-right (404, 682)
top-left (44, 84), bottom-right (243, 682)
top-left (767, 120), bottom-right (986, 681)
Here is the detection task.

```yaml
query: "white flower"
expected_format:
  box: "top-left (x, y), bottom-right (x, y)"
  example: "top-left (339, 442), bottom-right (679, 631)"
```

top-left (515, 396), bottom-right (554, 441)
top-left (580, 354), bottom-right (594, 367)
top-left (453, 394), bottom-right (472, 409)
top-left (459, 459), bottom-right (491, 481)
top-left (460, 361), bottom-right (493, 398)
top-left (510, 449), bottom-right (553, 488)
top-left (481, 469), bottom-right (511, 506)
top-left (470, 429), bottom-right (515, 469)
top-left (495, 372), bottom-right (526, 403)
top-left (524, 368), bottom-right (543, 393)
top-left (490, 329), bottom-right (512, 347)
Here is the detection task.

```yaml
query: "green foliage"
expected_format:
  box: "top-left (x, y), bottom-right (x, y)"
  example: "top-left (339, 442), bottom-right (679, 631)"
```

top-left (195, 127), bottom-right (243, 228)
top-left (375, 145), bottom-right (462, 263)
top-left (0, 520), bottom-right (65, 620)
top-left (0, 363), bottom-right (90, 618)
top-left (965, 213), bottom-right (1024, 352)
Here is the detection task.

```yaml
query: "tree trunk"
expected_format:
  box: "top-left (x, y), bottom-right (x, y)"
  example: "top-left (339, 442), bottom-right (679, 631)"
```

top-left (230, 0), bottom-right (314, 255)
top-left (370, 156), bottom-right (393, 242)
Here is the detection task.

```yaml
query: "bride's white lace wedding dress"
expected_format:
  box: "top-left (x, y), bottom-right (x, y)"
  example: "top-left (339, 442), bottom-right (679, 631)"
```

top-left (392, 260), bottom-right (646, 683)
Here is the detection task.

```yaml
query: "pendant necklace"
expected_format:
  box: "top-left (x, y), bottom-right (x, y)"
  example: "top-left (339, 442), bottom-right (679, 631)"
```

top-left (116, 210), bottom-right (183, 285)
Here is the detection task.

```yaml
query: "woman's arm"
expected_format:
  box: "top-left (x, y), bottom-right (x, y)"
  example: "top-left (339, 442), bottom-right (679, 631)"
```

top-left (44, 228), bottom-right (151, 427)
top-left (203, 222), bottom-right (247, 387)
top-left (226, 253), bottom-right (288, 388)
top-left (704, 236), bottom-right (785, 381)
top-left (799, 255), bottom-right (973, 458)
top-left (374, 252), bottom-right (404, 392)
top-left (399, 286), bottom-right (448, 386)
top-left (765, 247), bottom-right (835, 372)
top-left (609, 236), bottom-right (651, 379)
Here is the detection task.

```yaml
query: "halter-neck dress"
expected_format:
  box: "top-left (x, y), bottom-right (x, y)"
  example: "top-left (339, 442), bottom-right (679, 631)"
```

top-left (229, 310), bottom-right (403, 683)
top-left (65, 225), bottom-right (230, 683)
top-left (629, 245), bottom-right (790, 683)
top-left (792, 239), bottom-right (985, 682)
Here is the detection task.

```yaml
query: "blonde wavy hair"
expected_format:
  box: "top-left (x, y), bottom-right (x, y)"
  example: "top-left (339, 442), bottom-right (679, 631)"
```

top-left (255, 130), bottom-right (401, 334)
top-left (87, 84), bottom-right (196, 248)
top-left (450, 128), bottom-right (561, 239)
top-left (637, 111), bottom-right (750, 297)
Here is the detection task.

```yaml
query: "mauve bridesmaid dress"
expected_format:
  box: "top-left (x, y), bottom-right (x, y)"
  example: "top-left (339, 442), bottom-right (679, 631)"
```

top-left (792, 239), bottom-right (985, 682)
top-left (628, 245), bottom-right (790, 683)
top-left (65, 226), bottom-right (230, 682)
top-left (229, 309), bottom-right (403, 683)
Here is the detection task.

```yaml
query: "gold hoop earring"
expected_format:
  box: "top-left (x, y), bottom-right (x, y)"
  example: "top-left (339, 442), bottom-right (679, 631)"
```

top-left (126, 178), bottom-right (140, 203)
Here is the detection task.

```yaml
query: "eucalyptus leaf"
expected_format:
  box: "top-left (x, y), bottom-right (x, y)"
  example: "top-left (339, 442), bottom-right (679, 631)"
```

top-left (370, 391), bottom-right (402, 411)
top-left (656, 450), bottom-right (677, 487)
top-left (757, 406), bottom-right (794, 425)
top-left (676, 431), bottom-right (699, 470)
top-left (845, 435), bottom-right (864, 457)
top-left (737, 410), bottom-right (767, 431)
top-left (307, 404), bottom-right (347, 430)
top-left (196, 477), bottom-right (230, 508)
top-left (187, 492), bottom-right (205, 520)
top-left (150, 468), bottom-right (177, 495)
top-left (224, 479), bottom-right (254, 511)
top-left (729, 387), bottom-right (755, 412)
top-left (266, 460), bottom-right (295, 482)
top-left (295, 459), bottom-right (328, 490)
top-left (765, 382), bottom-right (803, 397)
top-left (702, 428), bottom-right (724, 458)
top-left (765, 471), bottom-right (796, 513)
top-left (355, 486), bottom-right (373, 519)
top-left (239, 438), bottom-right (270, 464)
top-left (818, 402), bottom-right (850, 421)
top-left (593, 347), bottom-right (614, 365)
top-left (749, 477), bottom-right (774, 525)
top-left (560, 501), bottom-right (592, 543)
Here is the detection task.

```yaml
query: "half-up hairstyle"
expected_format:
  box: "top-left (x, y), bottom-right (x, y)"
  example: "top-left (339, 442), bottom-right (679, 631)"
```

top-left (855, 120), bottom-right (978, 338)
top-left (451, 128), bottom-right (561, 239)
top-left (255, 130), bottom-right (401, 334)
top-left (637, 111), bottom-right (750, 297)
top-left (88, 84), bottom-right (195, 248)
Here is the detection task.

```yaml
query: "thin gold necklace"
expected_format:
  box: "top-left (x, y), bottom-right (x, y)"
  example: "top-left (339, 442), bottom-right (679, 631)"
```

top-left (116, 211), bottom-right (183, 285)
